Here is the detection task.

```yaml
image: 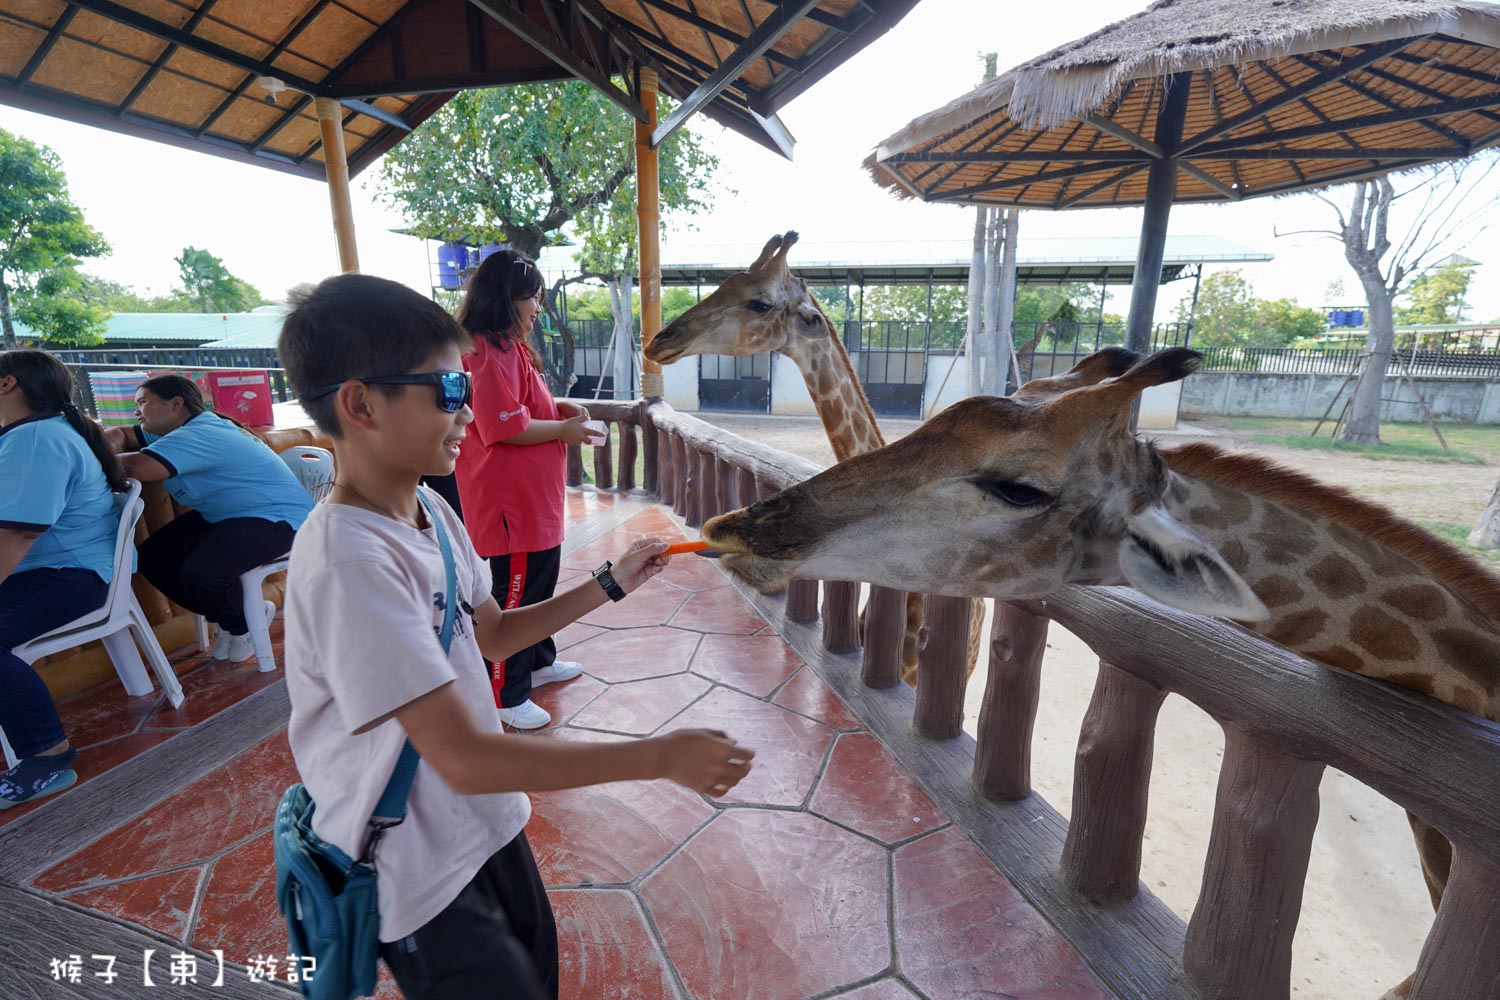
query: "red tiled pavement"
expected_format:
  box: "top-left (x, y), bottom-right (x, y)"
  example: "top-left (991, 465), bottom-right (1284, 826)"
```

top-left (565, 626), bottom-right (702, 682)
top-left (553, 889), bottom-right (676, 999)
top-left (894, 826), bottom-right (1113, 999)
top-left (643, 809), bottom-right (891, 1000)
top-left (691, 632), bottom-right (803, 697)
top-left (810, 732), bottom-right (947, 846)
top-left (569, 672), bottom-right (711, 735)
top-left (17, 494), bottom-right (1120, 1000)
top-left (668, 687), bottom-right (834, 808)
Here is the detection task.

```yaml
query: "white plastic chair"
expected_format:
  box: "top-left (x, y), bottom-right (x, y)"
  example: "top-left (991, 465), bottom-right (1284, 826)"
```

top-left (6, 480), bottom-right (185, 767)
top-left (191, 446), bottom-right (333, 673)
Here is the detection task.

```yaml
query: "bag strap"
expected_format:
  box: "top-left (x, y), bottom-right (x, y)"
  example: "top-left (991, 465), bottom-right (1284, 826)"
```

top-left (360, 489), bottom-right (459, 861)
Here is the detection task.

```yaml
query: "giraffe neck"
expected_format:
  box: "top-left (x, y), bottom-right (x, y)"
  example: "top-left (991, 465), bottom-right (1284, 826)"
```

top-left (1160, 460), bottom-right (1500, 723)
top-left (785, 313), bottom-right (885, 463)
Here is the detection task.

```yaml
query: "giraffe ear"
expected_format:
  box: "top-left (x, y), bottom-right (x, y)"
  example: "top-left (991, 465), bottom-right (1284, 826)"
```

top-left (1118, 507), bottom-right (1269, 622)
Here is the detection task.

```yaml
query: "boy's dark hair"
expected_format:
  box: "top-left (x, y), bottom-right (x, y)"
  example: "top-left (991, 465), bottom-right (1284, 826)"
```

top-left (279, 274), bottom-right (471, 436)
top-left (454, 248), bottom-right (546, 368)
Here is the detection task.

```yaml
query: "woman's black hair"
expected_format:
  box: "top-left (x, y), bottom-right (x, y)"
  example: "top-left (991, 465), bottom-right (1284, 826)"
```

top-left (0, 349), bottom-right (128, 492)
top-left (454, 248), bottom-right (547, 367)
top-left (138, 373), bottom-right (260, 438)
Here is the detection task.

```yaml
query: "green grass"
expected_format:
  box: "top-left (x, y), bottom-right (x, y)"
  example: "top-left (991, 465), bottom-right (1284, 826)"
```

top-left (1207, 416), bottom-right (1498, 465)
top-left (1417, 521), bottom-right (1500, 567)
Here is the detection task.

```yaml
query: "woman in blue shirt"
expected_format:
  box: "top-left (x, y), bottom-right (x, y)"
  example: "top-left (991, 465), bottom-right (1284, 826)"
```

top-left (111, 375), bottom-right (314, 664)
top-left (0, 350), bottom-right (125, 808)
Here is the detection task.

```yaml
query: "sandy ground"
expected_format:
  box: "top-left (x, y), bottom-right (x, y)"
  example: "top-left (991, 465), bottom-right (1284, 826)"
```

top-left (694, 409), bottom-right (1500, 1000)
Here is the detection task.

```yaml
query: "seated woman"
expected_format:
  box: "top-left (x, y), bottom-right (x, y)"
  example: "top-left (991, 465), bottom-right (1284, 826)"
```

top-left (0, 350), bottom-right (126, 808)
top-left (110, 375), bottom-right (314, 663)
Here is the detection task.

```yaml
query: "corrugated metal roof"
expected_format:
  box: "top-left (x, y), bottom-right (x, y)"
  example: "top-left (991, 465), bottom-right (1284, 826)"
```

top-left (10, 308), bottom-right (288, 347)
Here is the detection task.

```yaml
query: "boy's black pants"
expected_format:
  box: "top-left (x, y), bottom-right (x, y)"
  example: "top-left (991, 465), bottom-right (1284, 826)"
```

top-left (487, 547), bottom-right (562, 709)
top-left (379, 832), bottom-right (558, 1000)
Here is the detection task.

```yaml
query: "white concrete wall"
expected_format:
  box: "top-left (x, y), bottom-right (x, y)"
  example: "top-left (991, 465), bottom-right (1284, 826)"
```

top-left (923, 353), bottom-right (968, 417)
top-left (1180, 371), bottom-right (1500, 424)
top-left (1138, 381), bottom-right (1183, 430)
top-left (770, 354), bottom-right (817, 416)
top-left (661, 356), bottom-right (699, 411)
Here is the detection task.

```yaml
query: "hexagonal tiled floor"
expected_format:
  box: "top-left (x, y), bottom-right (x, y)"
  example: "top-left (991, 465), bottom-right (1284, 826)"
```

top-left (10, 492), bottom-right (1112, 1000)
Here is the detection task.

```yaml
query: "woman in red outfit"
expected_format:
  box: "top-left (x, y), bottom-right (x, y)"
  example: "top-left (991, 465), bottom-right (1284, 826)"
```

top-left (454, 250), bottom-right (599, 729)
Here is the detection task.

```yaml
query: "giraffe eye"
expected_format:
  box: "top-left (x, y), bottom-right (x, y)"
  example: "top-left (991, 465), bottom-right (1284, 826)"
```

top-left (746, 299), bottom-right (772, 313)
top-left (972, 477), bottom-right (1052, 508)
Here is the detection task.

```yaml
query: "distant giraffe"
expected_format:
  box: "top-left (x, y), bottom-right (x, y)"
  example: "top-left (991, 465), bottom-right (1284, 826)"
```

top-left (646, 231), bottom-right (983, 684)
top-left (702, 347), bottom-right (1500, 1000)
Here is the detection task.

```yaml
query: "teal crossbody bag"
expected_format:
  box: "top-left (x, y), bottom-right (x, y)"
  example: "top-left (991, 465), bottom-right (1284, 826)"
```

top-left (273, 491), bottom-right (457, 1000)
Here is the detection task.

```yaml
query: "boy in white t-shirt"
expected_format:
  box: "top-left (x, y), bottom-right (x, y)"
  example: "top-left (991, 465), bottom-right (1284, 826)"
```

top-left (277, 275), bottom-right (754, 999)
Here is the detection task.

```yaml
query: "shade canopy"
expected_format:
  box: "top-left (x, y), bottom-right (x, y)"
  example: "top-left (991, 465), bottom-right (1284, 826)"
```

top-left (869, 0), bottom-right (1500, 209)
top-left (2, 0), bottom-right (920, 177)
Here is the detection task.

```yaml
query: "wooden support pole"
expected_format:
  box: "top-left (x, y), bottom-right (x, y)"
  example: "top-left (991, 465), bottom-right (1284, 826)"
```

top-left (313, 97), bottom-right (359, 273)
top-left (914, 594), bottom-right (971, 739)
top-left (1183, 729), bottom-right (1324, 1000)
top-left (1123, 72), bottom-right (1191, 355)
top-left (974, 602), bottom-right (1049, 800)
top-left (698, 448), bottom-right (719, 520)
top-left (1061, 661), bottom-right (1168, 902)
top-left (821, 581), bottom-right (860, 654)
top-left (619, 421), bottom-right (638, 492)
top-left (684, 446), bottom-right (703, 527)
top-left (786, 579), bottom-right (820, 623)
top-left (860, 585), bottom-right (906, 689)
top-left (1411, 846), bottom-right (1500, 1000)
top-left (636, 69), bottom-right (663, 400)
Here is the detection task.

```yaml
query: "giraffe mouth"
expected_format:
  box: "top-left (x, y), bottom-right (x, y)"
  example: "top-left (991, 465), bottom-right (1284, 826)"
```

top-left (701, 511), bottom-right (807, 593)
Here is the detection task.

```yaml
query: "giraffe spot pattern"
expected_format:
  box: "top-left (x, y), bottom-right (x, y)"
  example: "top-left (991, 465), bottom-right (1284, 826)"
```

top-left (1264, 608), bottom-right (1328, 647)
top-left (1305, 645), bottom-right (1364, 672)
top-left (1430, 628), bottom-right (1500, 698)
top-left (1382, 583), bottom-right (1449, 621)
top-left (1217, 538), bottom-right (1249, 573)
top-left (1381, 671), bottom-right (1438, 697)
top-left (1452, 687), bottom-right (1486, 716)
top-left (1350, 606), bottom-right (1422, 662)
top-left (1096, 450), bottom-right (1116, 476)
top-left (1214, 488), bottom-right (1253, 523)
top-left (1253, 575), bottom-right (1305, 609)
top-left (1307, 554), bottom-right (1366, 600)
top-left (1189, 505), bottom-right (1229, 530)
top-left (1250, 530), bottom-right (1304, 567)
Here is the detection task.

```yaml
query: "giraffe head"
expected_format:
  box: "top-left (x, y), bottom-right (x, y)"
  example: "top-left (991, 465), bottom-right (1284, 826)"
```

top-left (646, 231), bottom-right (835, 370)
top-left (702, 347), bottom-right (1268, 622)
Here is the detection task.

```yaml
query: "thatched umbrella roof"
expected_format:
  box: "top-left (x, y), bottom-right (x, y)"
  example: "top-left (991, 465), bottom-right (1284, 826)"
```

top-left (869, 0), bottom-right (1500, 208)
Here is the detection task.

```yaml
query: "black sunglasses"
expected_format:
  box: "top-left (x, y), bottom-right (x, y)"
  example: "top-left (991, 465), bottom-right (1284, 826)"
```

top-left (302, 371), bottom-right (472, 412)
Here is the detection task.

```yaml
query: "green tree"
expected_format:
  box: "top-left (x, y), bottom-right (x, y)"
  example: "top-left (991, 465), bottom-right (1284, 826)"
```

top-left (79, 274), bottom-right (156, 312)
top-left (377, 82), bottom-right (721, 392)
top-left (1395, 261), bottom-right (1475, 325)
top-left (172, 246), bottom-right (268, 313)
top-left (1174, 270), bottom-right (1256, 348)
top-left (1252, 298), bottom-right (1325, 345)
top-left (0, 129), bottom-right (110, 347)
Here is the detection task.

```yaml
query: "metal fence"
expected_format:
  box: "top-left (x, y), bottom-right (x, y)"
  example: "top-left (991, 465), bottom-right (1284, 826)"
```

top-left (1194, 346), bottom-right (1500, 377)
top-left (54, 349), bottom-right (292, 421)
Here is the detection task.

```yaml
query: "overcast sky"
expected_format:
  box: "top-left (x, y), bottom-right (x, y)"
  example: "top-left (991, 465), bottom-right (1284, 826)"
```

top-left (3, 0), bottom-right (1498, 322)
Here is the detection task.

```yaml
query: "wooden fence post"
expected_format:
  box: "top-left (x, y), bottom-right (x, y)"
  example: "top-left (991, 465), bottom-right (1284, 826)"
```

top-left (619, 421), bottom-right (638, 492)
top-left (714, 457), bottom-right (734, 516)
top-left (914, 594), bottom-right (970, 739)
top-left (822, 581), bottom-right (861, 653)
top-left (698, 449), bottom-right (720, 520)
top-left (684, 447), bottom-right (704, 527)
top-left (1410, 846), bottom-right (1500, 1000)
top-left (860, 585), bottom-right (906, 689)
top-left (640, 402), bottom-right (658, 495)
top-left (786, 579), bottom-right (821, 623)
top-left (671, 434), bottom-right (689, 512)
top-left (735, 468), bottom-right (757, 514)
top-left (592, 427), bottom-right (613, 490)
top-left (974, 603), bottom-right (1049, 800)
top-left (1061, 661), bottom-right (1167, 902)
top-left (1183, 729), bottom-right (1323, 1000)
top-left (565, 442), bottom-right (585, 487)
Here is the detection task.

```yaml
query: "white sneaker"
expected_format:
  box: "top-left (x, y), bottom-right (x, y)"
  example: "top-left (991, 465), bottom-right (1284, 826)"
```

top-left (531, 661), bottom-right (583, 687)
top-left (225, 633), bottom-right (256, 663)
top-left (211, 628), bottom-right (234, 660)
top-left (498, 699), bottom-right (552, 730)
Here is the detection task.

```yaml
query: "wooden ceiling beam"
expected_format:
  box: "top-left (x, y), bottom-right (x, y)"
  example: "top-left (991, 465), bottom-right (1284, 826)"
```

top-left (651, 0), bottom-right (820, 147)
top-left (930, 160), bottom-right (1126, 201)
top-left (884, 149), bottom-right (1146, 164)
top-left (1177, 36), bottom-right (1420, 154)
top-left (16, 7), bottom-right (79, 87)
top-left (1054, 163), bottom-right (1152, 209)
top-left (467, 0), bottom-right (650, 123)
top-left (631, 0), bottom-right (806, 71)
top-left (117, 0), bottom-right (227, 112)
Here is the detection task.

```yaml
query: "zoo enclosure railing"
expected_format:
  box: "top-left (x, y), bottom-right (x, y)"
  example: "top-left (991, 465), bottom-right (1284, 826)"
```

top-left (568, 397), bottom-right (1500, 1000)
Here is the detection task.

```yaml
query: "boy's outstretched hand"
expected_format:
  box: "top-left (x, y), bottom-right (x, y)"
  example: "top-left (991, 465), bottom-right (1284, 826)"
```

top-left (656, 728), bottom-right (756, 797)
top-left (612, 538), bottom-right (670, 592)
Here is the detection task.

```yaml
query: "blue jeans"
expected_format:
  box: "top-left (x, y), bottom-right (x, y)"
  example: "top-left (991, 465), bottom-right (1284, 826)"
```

top-left (0, 567), bottom-right (108, 759)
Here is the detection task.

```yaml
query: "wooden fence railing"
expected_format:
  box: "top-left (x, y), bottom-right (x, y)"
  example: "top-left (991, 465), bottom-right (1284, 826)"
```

top-left (568, 398), bottom-right (1500, 1000)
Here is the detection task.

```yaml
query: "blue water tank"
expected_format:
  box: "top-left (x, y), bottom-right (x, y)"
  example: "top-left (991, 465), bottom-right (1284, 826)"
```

top-left (436, 241), bottom-right (470, 289)
top-left (1348, 309), bottom-right (1364, 327)
top-left (475, 242), bottom-right (509, 264)
top-left (1329, 309), bottom-right (1347, 326)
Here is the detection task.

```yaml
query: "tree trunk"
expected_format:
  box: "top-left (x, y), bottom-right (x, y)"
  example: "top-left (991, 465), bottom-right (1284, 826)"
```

top-left (607, 272), bottom-right (635, 401)
top-left (966, 207), bottom-right (988, 397)
top-left (0, 276), bottom-right (16, 349)
top-left (981, 210), bottom-right (1003, 395)
top-left (1470, 476), bottom-right (1500, 549)
top-left (1342, 273), bottom-right (1395, 444)
top-left (994, 208), bottom-right (1020, 394)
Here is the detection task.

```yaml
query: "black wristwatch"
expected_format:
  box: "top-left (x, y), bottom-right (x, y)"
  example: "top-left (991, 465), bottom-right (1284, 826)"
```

top-left (592, 561), bottom-right (627, 602)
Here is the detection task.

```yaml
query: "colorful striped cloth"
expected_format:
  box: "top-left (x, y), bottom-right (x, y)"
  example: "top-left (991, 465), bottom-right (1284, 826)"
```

top-left (87, 370), bottom-right (217, 426)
